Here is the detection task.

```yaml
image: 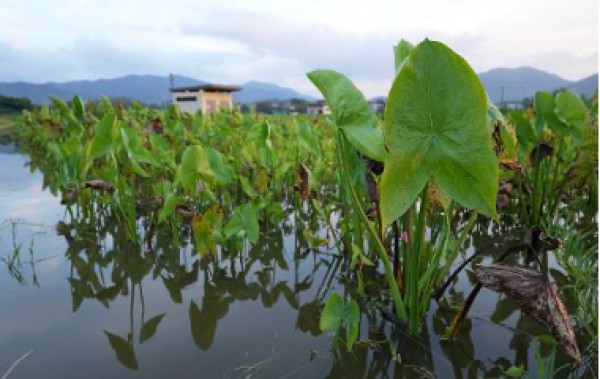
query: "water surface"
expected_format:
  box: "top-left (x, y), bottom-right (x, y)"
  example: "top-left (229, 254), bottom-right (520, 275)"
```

top-left (0, 141), bottom-right (586, 378)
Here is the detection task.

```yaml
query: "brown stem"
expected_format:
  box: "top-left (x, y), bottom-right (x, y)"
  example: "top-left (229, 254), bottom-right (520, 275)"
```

top-left (444, 283), bottom-right (483, 339)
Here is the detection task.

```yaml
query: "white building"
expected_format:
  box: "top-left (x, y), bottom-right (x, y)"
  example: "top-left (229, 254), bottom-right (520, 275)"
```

top-left (306, 101), bottom-right (331, 116)
top-left (369, 100), bottom-right (385, 113)
top-left (170, 84), bottom-right (241, 114)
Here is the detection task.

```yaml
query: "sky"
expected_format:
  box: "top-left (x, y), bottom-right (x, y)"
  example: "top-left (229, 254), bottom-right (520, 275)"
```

top-left (0, 0), bottom-right (597, 97)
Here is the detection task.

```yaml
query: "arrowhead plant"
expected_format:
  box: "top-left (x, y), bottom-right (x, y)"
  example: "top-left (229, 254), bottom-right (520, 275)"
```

top-left (381, 39), bottom-right (498, 226)
top-left (308, 38), bottom-right (499, 334)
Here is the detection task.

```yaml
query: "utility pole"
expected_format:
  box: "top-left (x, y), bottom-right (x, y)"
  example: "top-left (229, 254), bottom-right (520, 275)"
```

top-left (169, 73), bottom-right (175, 90)
top-left (500, 86), bottom-right (505, 110)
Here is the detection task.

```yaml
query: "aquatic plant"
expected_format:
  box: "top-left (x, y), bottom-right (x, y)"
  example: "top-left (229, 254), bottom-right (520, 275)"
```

top-left (7, 50), bottom-right (596, 375)
top-left (309, 38), bottom-right (498, 334)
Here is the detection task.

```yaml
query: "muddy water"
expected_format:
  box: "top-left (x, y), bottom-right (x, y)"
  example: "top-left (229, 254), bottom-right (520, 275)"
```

top-left (0, 141), bottom-right (586, 378)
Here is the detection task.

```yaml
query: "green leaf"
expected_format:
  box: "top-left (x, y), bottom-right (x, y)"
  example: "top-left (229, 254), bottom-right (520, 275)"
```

top-left (140, 313), bottom-right (166, 343)
top-left (297, 120), bottom-right (319, 156)
top-left (307, 69), bottom-right (386, 162)
top-left (240, 176), bottom-right (258, 198)
top-left (104, 331), bottom-right (138, 370)
top-left (510, 111), bottom-right (536, 153)
top-left (72, 95), bottom-right (85, 120)
top-left (344, 300), bottom-right (360, 351)
top-left (537, 334), bottom-right (557, 345)
top-left (319, 292), bottom-right (344, 331)
top-left (500, 122), bottom-right (518, 159)
top-left (224, 203), bottom-right (259, 243)
top-left (121, 125), bottom-right (161, 170)
top-left (303, 228), bottom-right (328, 247)
top-left (350, 244), bottom-right (374, 268)
top-left (239, 204), bottom-right (259, 243)
top-left (50, 96), bottom-right (72, 117)
top-left (381, 39), bottom-right (498, 226)
top-left (177, 145), bottom-right (214, 190)
top-left (487, 100), bottom-right (505, 133)
top-left (88, 113), bottom-right (116, 162)
top-left (120, 126), bottom-right (149, 177)
top-left (503, 364), bottom-right (525, 377)
top-left (535, 91), bottom-right (569, 136)
top-left (394, 39), bottom-right (414, 74)
top-left (555, 90), bottom-right (588, 141)
top-left (206, 147), bottom-right (233, 184)
top-left (158, 192), bottom-right (178, 223)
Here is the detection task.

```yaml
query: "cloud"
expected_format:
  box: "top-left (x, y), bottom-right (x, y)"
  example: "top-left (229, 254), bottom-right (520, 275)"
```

top-left (180, 10), bottom-right (496, 95)
top-left (0, 38), bottom-right (251, 83)
top-left (0, 0), bottom-right (596, 97)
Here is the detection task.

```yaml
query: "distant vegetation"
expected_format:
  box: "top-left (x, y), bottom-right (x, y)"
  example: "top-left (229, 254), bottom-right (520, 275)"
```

top-left (0, 94), bottom-right (32, 114)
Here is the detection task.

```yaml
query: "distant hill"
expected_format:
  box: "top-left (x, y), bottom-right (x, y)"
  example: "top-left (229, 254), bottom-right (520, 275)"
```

top-left (233, 81), bottom-right (314, 103)
top-left (565, 74), bottom-right (598, 98)
top-left (479, 67), bottom-right (597, 103)
top-left (46, 74), bottom-right (207, 105)
top-left (0, 67), bottom-right (595, 106)
top-left (0, 75), bottom-right (314, 105)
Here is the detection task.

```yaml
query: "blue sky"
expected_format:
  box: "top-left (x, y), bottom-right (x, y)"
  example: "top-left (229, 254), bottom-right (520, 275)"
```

top-left (0, 0), bottom-right (597, 97)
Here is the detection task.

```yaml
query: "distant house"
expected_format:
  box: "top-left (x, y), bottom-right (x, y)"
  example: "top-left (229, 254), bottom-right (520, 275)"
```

top-left (369, 98), bottom-right (385, 113)
top-left (307, 101), bottom-right (331, 116)
top-left (497, 100), bottom-right (526, 110)
top-left (170, 84), bottom-right (241, 114)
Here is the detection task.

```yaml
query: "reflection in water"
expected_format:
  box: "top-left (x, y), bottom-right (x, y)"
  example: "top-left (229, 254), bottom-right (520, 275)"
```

top-left (0, 141), bottom-right (593, 378)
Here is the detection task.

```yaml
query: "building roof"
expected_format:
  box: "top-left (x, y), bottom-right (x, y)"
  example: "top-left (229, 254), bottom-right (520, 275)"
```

top-left (170, 84), bottom-right (242, 93)
top-left (306, 100), bottom-right (327, 107)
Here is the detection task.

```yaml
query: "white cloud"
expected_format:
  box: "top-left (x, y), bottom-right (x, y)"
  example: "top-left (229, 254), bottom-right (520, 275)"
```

top-left (0, 0), bottom-right (596, 97)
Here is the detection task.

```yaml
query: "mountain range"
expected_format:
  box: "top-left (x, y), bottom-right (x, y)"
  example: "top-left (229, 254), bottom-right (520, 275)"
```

top-left (0, 74), bottom-right (315, 105)
top-left (0, 67), bottom-right (596, 105)
top-left (479, 67), bottom-right (597, 103)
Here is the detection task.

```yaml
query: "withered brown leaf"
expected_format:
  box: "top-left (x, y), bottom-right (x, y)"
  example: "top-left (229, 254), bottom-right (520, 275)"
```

top-left (474, 263), bottom-right (581, 364)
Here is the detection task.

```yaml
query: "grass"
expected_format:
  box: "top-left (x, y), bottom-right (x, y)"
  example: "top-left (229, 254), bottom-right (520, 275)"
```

top-left (545, 219), bottom-right (598, 377)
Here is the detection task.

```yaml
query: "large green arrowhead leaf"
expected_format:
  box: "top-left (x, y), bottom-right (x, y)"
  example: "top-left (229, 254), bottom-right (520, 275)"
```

top-left (381, 39), bottom-right (498, 226)
top-left (307, 70), bottom-right (386, 162)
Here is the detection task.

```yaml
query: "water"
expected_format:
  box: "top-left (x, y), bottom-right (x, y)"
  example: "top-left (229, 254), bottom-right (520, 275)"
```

top-left (0, 141), bottom-right (586, 378)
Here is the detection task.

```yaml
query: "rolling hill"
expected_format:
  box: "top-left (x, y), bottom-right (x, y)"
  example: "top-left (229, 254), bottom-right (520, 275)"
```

top-left (479, 67), bottom-right (597, 103)
top-left (0, 68), bottom-right (595, 105)
top-left (0, 75), bottom-right (314, 105)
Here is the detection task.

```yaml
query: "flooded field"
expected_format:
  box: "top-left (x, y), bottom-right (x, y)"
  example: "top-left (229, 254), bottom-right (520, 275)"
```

top-left (0, 137), bottom-right (593, 378)
top-left (0, 41), bottom-right (597, 378)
